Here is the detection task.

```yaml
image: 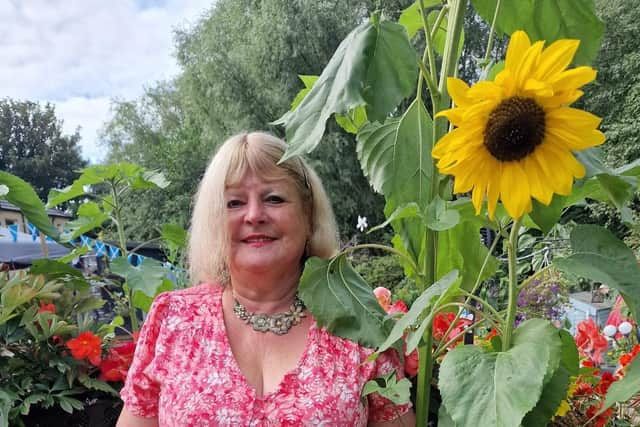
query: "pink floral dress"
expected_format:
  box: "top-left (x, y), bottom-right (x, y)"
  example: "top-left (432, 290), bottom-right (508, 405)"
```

top-left (120, 284), bottom-right (411, 426)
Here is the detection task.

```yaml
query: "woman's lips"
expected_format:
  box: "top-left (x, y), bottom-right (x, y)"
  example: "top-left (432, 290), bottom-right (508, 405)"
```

top-left (242, 235), bottom-right (276, 247)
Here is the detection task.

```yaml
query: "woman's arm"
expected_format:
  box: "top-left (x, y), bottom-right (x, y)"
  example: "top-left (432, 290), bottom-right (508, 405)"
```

top-left (116, 407), bottom-right (159, 427)
top-left (369, 411), bottom-right (416, 427)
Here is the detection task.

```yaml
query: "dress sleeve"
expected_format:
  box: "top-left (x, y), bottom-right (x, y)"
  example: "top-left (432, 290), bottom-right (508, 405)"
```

top-left (119, 292), bottom-right (171, 417)
top-left (367, 348), bottom-right (413, 423)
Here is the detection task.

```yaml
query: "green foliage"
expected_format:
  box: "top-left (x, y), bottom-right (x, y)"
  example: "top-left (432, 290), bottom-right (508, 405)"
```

top-left (0, 99), bottom-right (87, 201)
top-left (554, 224), bottom-right (640, 321)
top-left (353, 254), bottom-right (406, 291)
top-left (471, 0), bottom-right (604, 65)
top-left (0, 272), bottom-right (118, 424)
top-left (361, 370), bottom-right (411, 406)
top-left (439, 319), bottom-right (563, 427)
top-left (299, 256), bottom-right (391, 348)
top-left (274, 15), bottom-right (418, 159)
top-left (0, 171), bottom-right (60, 240)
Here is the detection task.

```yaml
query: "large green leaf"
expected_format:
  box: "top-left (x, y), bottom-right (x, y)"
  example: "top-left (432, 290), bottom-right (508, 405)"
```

top-left (275, 15), bottom-right (417, 159)
top-left (299, 255), bottom-right (390, 348)
top-left (437, 200), bottom-right (499, 291)
top-left (522, 330), bottom-right (578, 426)
top-left (598, 356), bottom-right (640, 417)
top-left (554, 225), bottom-right (640, 321)
top-left (0, 171), bottom-right (59, 240)
top-left (357, 99), bottom-right (434, 262)
top-left (29, 259), bottom-right (90, 292)
top-left (377, 271), bottom-right (459, 354)
top-left (439, 319), bottom-right (562, 427)
top-left (110, 257), bottom-right (169, 299)
top-left (362, 18), bottom-right (418, 123)
top-left (289, 75), bottom-right (319, 111)
top-left (470, 0), bottom-right (604, 65)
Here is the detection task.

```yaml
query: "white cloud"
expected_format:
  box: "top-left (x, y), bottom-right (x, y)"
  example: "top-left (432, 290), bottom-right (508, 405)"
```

top-left (0, 0), bottom-right (212, 163)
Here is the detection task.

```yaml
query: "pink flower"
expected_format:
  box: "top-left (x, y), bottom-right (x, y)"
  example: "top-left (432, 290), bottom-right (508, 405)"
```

top-left (575, 318), bottom-right (608, 364)
top-left (373, 287), bottom-right (391, 312)
top-left (372, 288), bottom-right (419, 377)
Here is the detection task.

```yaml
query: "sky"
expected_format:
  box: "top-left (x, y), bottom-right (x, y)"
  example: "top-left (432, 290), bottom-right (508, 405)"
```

top-left (1, 0), bottom-right (213, 163)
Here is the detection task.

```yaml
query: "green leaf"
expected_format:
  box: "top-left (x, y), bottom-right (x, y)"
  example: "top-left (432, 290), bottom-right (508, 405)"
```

top-left (361, 371), bottom-right (411, 406)
top-left (132, 278), bottom-right (173, 313)
top-left (528, 195), bottom-right (566, 234)
top-left (0, 171), bottom-right (60, 240)
top-left (335, 106), bottom-right (367, 134)
top-left (522, 330), bottom-right (577, 426)
top-left (161, 223), bottom-right (187, 249)
top-left (299, 255), bottom-right (390, 348)
top-left (437, 201), bottom-right (499, 291)
top-left (554, 225), bottom-right (640, 321)
top-left (470, 0), bottom-right (604, 65)
top-left (290, 75), bottom-right (319, 111)
top-left (439, 319), bottom-right (562, 427)
top-left (29, 259), bottom-right (90, 292)
top-left (368, 203), bottom-right (421, 233)
top-left (357, 99), bottom-right (434, 262)
top-left (597, 356), bottom-right (640, 417)
top-left (110, 257), bottom-right (169, 298)
top-left (275, 15), bottom-right (417, 159)
top-left (362, 19), bottom-right (418, 123)
top-left (47, 163), bottom-right (169, 207)
top-left (425, 196), bottom-right (460, 231)
top-left (77, 374), bottom-right (119, 397)
top-left (398, 1), bottom-right (462, 58)
top-left (377, 271), bottom-right (459, 354)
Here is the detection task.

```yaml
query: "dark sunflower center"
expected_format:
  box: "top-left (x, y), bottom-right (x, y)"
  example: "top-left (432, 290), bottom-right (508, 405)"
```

top-left (483, 96), bottom-right (546, 161)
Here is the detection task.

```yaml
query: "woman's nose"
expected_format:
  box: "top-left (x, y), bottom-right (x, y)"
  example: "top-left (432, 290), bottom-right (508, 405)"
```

top-left (244, 199), bottom-right (266, 223)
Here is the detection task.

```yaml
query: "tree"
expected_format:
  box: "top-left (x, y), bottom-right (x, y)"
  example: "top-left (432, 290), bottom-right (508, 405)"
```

top-left (0, 99), bottom-right (87, 201)
top-left (102, 0), bottom-right (401, 240)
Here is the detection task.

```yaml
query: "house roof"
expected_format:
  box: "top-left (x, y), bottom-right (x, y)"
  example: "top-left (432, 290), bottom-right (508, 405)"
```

top-left (0, 200), bottom-right (72, 218)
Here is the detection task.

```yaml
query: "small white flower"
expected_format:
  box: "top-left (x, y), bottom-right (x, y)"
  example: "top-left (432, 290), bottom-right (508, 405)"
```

top-left (603, 324), bottom-right (617, 337)
top-left (356, 215), bottom-right (368, 232)
top-left (619, 321), bottom-right (633, 335)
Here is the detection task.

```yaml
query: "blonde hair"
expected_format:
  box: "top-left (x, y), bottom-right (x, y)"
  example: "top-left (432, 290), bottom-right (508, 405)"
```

top-left (188, 132), bottom-right (339, 285)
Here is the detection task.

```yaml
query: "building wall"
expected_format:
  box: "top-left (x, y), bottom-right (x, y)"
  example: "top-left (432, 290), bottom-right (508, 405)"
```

top-left (0, 211), bottom-right (25, 231)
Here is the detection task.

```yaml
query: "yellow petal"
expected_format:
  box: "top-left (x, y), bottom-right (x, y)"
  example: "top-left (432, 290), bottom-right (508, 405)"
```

top-left (546, 107), bottom-right (602, 129)
top-left (515, 41), bottom-right (545, 89)
top-left (500, 162), bottom-right (532, 219)
top-left (505, 31), bottom-right (532, 72)
top-left (534, 38), bottom-right (580, 81)
top-left (447, 78), bottom-right (473, 107)
top-left (550, 67), bottom-right (597, 91)
top-left (522, 78), bottom-right (554, 97)
top-left (523, 155), bottom-right (553, 205)
top-left (486, 162), bottom-right (501, 220)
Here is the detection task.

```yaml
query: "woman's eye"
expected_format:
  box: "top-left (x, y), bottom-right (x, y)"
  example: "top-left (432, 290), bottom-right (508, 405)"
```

top-left (226, 200), bottom-right (243, 208)
top-left (266, 195), bottom-right (284, 204)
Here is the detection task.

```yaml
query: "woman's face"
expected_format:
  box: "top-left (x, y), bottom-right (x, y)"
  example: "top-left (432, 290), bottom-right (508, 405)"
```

top-left (224, 170), bottom-right (311, 278)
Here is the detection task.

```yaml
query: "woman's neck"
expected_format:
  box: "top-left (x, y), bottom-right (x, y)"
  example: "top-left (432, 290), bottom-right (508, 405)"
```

top-left (228, 269), bottom-right (301, 314)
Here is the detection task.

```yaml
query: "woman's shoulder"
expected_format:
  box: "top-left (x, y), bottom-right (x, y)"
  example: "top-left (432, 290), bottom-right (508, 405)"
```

top-left (151, 282), bottom-right (223, 314)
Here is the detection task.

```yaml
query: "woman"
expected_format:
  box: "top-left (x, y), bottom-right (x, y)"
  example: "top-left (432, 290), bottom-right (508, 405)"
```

top-left (117, 132), bottom-right (415, 426)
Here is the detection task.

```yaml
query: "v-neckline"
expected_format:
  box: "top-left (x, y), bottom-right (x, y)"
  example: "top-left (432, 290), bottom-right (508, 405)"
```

top-left (217, 286), bottom-right (316, 399)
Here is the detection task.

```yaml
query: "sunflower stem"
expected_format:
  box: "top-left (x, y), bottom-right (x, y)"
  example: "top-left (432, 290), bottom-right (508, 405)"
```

top-left (502, 219), bottom-right (521, 351)
top-left (415, 331), bottom-right (433, 427)
top-left (481, 0), bottom-right (502, 67)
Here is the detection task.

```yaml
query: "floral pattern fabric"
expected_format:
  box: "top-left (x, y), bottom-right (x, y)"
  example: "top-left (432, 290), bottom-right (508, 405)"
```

top-left (121, 283), bottom-right (411, 426)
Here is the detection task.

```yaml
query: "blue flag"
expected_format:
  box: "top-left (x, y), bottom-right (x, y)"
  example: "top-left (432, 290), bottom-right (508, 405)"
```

top-left (8, 224), bottom-right (19, 243)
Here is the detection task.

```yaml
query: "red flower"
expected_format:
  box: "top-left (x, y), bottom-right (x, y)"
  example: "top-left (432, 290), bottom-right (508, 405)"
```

top-left (575, 319), bottom-right (608, 364)
top-left (594, 371), bottom-right (618, 395)
top-left (99, 340), bottom-right (136, 382)
top-left (619, 344), bottom-right (640, 368)
top-left (388, 300), bottom-right (408, 316)
top-left (585, 403), bottom-right (614, 427)
top-left (66, 331), bottom-right (102, 366)
top-left (37, 303), bottom-right (56, 314)
top-left (432, 313), bottom-right (456, 340)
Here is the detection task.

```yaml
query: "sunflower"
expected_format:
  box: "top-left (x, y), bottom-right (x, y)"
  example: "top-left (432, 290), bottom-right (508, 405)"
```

top-left (433, 30), bottom-right (605, 219)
